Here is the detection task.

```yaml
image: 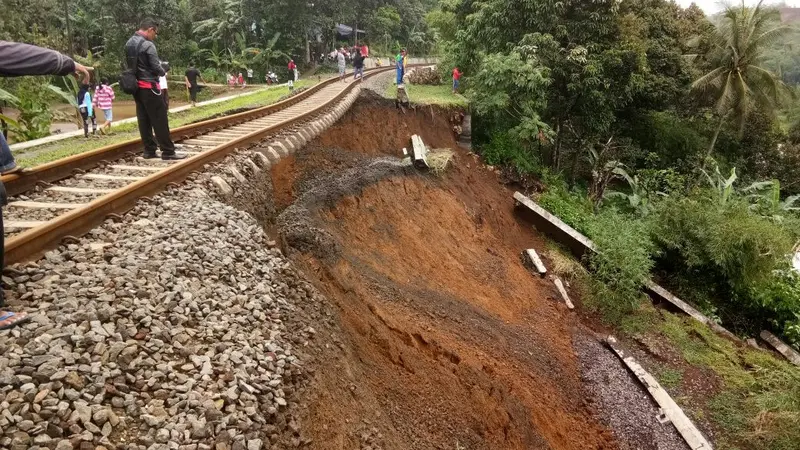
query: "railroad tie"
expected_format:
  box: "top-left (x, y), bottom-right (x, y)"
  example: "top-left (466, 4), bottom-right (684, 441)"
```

top-left (82, 174), bottom-right (145, 181)
top-left (8, 201), bottom-right (87, 210)
top-left (47, 186), bottom-right (115, 195)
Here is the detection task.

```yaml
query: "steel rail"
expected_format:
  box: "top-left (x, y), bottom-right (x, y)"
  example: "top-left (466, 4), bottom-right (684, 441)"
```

top-left (3, 67), bottom-right (394, 264)
top-left (0, 67), bottom-right (386, 197)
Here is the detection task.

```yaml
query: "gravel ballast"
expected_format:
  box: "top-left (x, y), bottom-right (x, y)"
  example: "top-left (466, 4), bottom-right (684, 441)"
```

top-left (1, 185), bottom-right (321, 450)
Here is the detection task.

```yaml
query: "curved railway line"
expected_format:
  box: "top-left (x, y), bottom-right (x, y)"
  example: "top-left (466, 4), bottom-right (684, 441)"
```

top-left (1, 66), bottom-right (396, 265)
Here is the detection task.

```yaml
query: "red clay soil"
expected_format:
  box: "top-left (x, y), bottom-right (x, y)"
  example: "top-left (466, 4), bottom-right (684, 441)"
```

top-left (272, 97), bottom-right (617, 449)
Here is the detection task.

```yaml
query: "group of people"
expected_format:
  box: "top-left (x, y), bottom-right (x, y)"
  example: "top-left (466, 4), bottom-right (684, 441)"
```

top-left (333, 43), bottom-right (370, 82)
top-left (76, 79), bottom-right (116, 137)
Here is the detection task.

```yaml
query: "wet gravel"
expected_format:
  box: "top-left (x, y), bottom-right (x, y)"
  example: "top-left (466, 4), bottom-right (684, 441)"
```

top-left (574, 332), bottom-right (689, 450)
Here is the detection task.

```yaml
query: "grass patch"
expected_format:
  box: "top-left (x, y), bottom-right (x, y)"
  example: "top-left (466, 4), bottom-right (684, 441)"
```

top-left (14, 80), bottom-right (317, 168)
top-left (541, 245), bottom-right (800, 449)
top-left (657, 313), bottom-right (800, 449)
top-left (384, 83), bottom-right (467, 107)
top-left (657, 367), bottom-right (684, 388)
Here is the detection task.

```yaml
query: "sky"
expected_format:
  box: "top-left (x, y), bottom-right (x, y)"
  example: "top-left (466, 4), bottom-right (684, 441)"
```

top-left (677, 0), bottom-right (800, 14)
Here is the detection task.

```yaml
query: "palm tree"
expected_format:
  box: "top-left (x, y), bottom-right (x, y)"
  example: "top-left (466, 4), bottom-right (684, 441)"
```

top-left (691, 0), bottom-right (794, 162)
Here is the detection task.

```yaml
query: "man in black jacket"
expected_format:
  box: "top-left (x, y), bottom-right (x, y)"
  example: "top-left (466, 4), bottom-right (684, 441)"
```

top-left (125, 18), bottom-right (185, 160)
top-left (0, 41), bottom-right (91, 330)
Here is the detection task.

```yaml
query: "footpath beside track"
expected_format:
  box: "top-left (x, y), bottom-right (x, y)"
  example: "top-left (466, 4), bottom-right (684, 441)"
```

top-left (1, 67), bottom-right (396, 265)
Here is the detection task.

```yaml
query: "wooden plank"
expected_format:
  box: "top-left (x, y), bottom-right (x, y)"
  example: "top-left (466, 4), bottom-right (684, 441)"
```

top-left (513, 192), bottom-right (596, 256)
top-left (513, 192), bottom-right (739, 340)
top-left (47, 186), bottom-right (114, 194)
top-left (4, 220), bottom-right (47, 229)
top-left (411, 134), bottom-right (428, 169)
top-left (8, 201), bottom-right (86, 209)
top-left (605, 336), bottom-right (713, 450)
top-left (524, 249), bottom-right (547, 276)
top-left (178, 139), bottom-right (219, 146)
top-left (111, 165), bottom-right (164, 172)
top-left (552, 277), bottom-right (574, 309)
top-left (82, 173), bottom-right (144, 181)
top-left (760, 330), bottom-right (800, 366)
top-left (646, 281), bottom-right (709, 325)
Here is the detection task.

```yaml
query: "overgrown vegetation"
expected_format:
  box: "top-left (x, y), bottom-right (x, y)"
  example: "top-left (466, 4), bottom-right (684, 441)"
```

top-left (439, 0), bottom-right (800, 445)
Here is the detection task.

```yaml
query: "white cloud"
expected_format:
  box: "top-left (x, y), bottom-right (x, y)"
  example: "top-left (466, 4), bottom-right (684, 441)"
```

top-left (676, 0), bottom-right (800, 14)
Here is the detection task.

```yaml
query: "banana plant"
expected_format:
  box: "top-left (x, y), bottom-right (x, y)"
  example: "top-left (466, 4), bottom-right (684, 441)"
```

top-left (701, 162), bottom-right (737, 205)
top-left (742, 179), bottom-right (800, 221)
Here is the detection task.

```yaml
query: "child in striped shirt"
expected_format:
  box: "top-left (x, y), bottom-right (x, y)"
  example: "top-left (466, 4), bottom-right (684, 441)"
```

top-left (93, 78), bottom-right (115, 133)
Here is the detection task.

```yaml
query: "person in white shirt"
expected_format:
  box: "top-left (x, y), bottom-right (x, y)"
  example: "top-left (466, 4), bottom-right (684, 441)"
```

top-left (159, 61), bottom-right (170, 109)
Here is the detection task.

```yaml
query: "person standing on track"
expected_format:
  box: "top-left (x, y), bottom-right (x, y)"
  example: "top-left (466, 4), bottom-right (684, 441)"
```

top-left (337, 48), bottom-right (347, 82)
top-left (93, 78), bottom-right (116, 134)
top-left (0, 40), bottom-right (92, 330)
top-left (125, 18), bottom-right (185, 160)
top-left (353, 48), bottom-right (364, 81)
top-left (184, 62), bottom-right (204, 107)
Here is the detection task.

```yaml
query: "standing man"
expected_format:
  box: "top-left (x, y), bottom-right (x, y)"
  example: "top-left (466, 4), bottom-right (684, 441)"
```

top-left (184, 62), bottom-right (204, 107)
top-left (395, 48), bottom-right (407, 85)
top-left (452, 67), bottom-right (462, 94)
top-left (125, 18), bottom-right (185, 160)
top-left (0, 40), bottom-right (91, 329)
top-left (247, 67), bottom-right (253, 85)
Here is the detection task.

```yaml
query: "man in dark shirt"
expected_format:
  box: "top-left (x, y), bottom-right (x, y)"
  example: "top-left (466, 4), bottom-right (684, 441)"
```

top-left (0, 41), bottom-right (91, 330)
top-left (184, 62), bottom-right (204, 106)
top-left (125, 18), bottom-right (185, 160)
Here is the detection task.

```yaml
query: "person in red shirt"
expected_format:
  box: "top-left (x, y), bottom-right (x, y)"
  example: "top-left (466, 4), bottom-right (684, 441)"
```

top-left (452, 67), bottom-right (462, 94)
top-left (238, 72), bottom-right (245, 88)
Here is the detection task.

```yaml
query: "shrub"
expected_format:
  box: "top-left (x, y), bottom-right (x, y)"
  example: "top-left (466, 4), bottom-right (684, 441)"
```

top-left (585, 209), bottom-right (656, 322)
top-left (750, 271), bottom-right (800, 350)
top-left (649, 195), bottom-right (796, 333)
top-left (537, 176), bottom-right (594, 235)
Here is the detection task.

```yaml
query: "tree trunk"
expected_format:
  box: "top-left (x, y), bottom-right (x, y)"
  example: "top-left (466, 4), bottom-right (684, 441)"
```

top-left (63, 0), bottom-right (73, 57)
top-left (703, 115), bottom-right (726, 169)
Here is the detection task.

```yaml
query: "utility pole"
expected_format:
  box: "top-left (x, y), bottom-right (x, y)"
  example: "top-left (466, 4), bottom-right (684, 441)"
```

top-left (63, 0), bottom-right (73, 57)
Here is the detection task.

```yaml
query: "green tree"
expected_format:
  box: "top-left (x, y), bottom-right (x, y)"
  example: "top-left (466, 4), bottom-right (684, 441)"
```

top-left (691, 0), bottom-right (794, 163)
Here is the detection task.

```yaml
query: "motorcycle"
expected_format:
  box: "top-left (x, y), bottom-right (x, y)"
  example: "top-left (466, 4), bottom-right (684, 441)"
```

top-left (266, 72), bottom-right (279, 85)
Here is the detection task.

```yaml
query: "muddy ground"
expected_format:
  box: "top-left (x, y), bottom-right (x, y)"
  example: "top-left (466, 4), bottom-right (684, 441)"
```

top-left (235, 92), bottom-right (688, 449)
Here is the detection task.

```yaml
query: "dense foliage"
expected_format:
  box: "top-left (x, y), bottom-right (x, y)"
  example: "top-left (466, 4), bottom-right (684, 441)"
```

top-left (438, 0), bottom-right (800, 349)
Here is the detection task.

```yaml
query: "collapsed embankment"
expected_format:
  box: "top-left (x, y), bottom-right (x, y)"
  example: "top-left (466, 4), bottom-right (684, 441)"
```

top-left (221, 91), bottom-right (688, 449)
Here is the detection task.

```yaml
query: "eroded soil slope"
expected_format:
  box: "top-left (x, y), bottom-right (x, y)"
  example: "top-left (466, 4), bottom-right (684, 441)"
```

top-left (268, 94), bottom-right (617, 449)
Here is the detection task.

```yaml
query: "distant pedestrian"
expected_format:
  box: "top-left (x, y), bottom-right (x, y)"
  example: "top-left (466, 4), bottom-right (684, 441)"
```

top-left (158, 62), bottom-right (170, 110)
top-left (0, 40), bottom-right (92, 330)
top-left (247, 68), bottom-right (253, 85)
top-left (124, 18), bottom-right (185, 160)
top-left (184, 62), bottom-right (204, 106)
top-left (337, 48), bottom-right (346, 82)
top-left (77, 83), bottom-right (97, 137)
top-left (452, 67), bottom-right (461, 94)
top-left (287, 59), bottom-right (296, 91)
top-left (238, 72), bottom-right (245, 88)
top-left (93, 78), bottom-right (115, 133)
top-left (395, 48), bottom-right (407, 85)
top-left (353, 49), bottom-right (364, 81)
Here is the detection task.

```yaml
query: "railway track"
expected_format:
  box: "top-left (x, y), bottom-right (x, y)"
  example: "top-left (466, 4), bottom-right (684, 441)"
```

top-left (2, 67), bottom-right (394, 265)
